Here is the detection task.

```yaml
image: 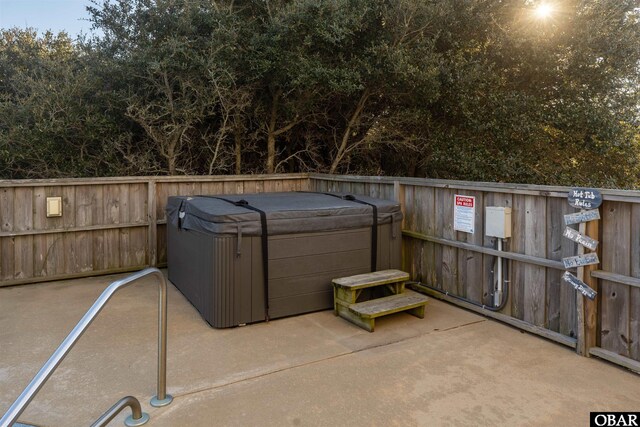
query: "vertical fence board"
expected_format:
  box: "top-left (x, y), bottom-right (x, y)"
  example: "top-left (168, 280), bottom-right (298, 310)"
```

top-left (92, 185), bottom-right (106, 271)
top-left (13, 188), bottom-right (33, 279)
top-left (601, 201), bottom-right (631, 357)
top-left (104, 185), bottom-right (120, 269)
top-left (130, 184), bottom-right (147, 266)
top-left (243, 180), bottom-right (257, 194)
top-left (44, 186), bottom-right (64, 275)
top-left (0, 188), bottom-right (14, 280)
top-left (457, 191), bottom-right (483, 302)
top-left (510, 194), bottom-right (527, 320)
top-left (523, 196), bottom-right (547, 327)
top-left (75, 185), bottom-right (93, 272)
top-left (560, 203), bottom-right (578, 338)
top-left (402, 186), bottom-right (416, 277)
top-left (630, 205), bottom-right (640, 361)
top-left (32, 187), bottom-right (47, 277)
top-left (416, 186), bottom-right (436, 286)
top-left (118, 184), bottom-right (131, 268)
top-left (437, 189), bottom-right (457, 294)
top-left (546, 198), bottom-right (563, 332)
top-left (62, 186), bottom-right (77, 274)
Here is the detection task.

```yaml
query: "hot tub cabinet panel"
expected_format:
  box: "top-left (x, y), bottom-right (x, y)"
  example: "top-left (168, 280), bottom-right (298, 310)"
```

top-left (166, 192), bottom-right (402, 328)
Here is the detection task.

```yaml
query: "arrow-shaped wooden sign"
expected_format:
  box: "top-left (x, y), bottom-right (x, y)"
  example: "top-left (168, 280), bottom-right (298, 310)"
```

top-left (562, 227), bottom-right (599, 251)
top-left (562, 252), bottom-right (599, 269)
top-left (564, 209), bottom-right (600, 226)
top-left (562, 271), bottom-right (597, 300)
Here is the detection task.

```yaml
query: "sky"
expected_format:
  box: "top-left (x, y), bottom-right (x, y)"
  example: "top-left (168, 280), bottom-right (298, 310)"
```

top-left (0, 0), bottom-right (97, 37)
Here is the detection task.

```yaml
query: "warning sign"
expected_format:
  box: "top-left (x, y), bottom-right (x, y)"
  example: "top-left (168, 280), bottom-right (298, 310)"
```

top-left (454, 195), bottom-right (475, 234)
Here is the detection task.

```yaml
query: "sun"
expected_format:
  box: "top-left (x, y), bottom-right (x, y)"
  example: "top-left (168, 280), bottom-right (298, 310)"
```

top-left (534, 3), bottom-right (554, 19)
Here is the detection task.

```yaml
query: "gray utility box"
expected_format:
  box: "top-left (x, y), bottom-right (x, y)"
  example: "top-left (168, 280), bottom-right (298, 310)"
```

top-left (166, 192), bottom-right (402, 328)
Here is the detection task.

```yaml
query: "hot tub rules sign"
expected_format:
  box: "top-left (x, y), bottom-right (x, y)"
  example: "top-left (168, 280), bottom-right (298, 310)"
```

top-left (561, 188), bottom-right (601, 300)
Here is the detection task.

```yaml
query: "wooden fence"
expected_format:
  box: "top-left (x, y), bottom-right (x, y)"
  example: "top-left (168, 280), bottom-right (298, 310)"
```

top-left (0, 172), bottom-right (638, 372)
top-left (0, 174), bottom-right (309, 286)
top-left (311, 174), bottom-right (640, 372)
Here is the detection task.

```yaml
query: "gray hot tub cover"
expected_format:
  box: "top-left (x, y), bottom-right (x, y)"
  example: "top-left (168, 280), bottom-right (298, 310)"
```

top-left (165, 192), bottom-right (402, 236)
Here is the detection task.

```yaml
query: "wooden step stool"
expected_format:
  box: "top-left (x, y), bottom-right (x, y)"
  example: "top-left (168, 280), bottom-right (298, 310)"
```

top-left (332, 269), bottom-right (428, 332)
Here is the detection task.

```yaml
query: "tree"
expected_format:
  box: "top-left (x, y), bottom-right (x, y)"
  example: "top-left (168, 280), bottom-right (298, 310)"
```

top-left (0, 28), bottom-right (132, 178)
top-left (88, 0), bottom-right (251, 175)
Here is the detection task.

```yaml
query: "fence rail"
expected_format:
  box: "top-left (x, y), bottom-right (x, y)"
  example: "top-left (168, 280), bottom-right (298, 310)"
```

top-left (1, 172), bottom-right (638, 372)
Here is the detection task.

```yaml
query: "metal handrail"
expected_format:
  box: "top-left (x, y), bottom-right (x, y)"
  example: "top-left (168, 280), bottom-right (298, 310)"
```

top-left (91, 396), bottom-right (149, 427)
top-left (0, 268), bottom-right (173, 427)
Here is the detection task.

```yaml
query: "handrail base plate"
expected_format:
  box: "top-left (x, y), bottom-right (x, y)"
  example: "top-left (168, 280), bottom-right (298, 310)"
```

top-left (124, 412), bottom-right (149, 427)
top-left (150, 394), bottom-right (173, 408)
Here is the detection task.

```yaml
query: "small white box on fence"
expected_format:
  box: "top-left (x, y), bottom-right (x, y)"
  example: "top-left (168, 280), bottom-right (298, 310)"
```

top-left (485, 206), bottom-right (512, 239)
top-left (46, 196), bottom-right (62, 217)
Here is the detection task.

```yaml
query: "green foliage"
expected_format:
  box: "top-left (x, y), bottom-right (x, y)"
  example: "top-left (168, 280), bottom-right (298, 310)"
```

top-left (0, 0), bottom-right (638, 188)
top-left (0, 28), bottom-right (132, 177)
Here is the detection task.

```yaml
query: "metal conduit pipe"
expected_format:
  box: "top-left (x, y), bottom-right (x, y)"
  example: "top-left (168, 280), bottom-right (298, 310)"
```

top-left (409, 239), bottom-right (511, 312)
top-left (0, 267), bottom-right (173, 427)
top-left (91, 396), bottom-right (149, 427)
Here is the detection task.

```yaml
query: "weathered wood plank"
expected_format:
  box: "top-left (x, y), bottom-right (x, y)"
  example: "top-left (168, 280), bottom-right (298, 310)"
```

top-left (510, 194), bottom-right (526, 320)
top-left (147, 180), bottom-right (157, 266)
top-left (44, 186), bottom-right (64, 275)
top-left (438, 188), bottom-right (458, 294)
top-left (61, 185), bottom-right (77, 274)
top-left (402, 186), bottom-right (417, 279)
top-left (545, 197), bottom-right (562, 332)
top-left (600, 201), bottom-right (631, 357)
top-left (74, 185), bottom-right (93, 272)
top-left (581, 217), bottom-right (600, 355)
top-left (0, 265), bottom-right (148, 288)
top-left (91, 185), bottom-right (105, 272)
top-left (0, 221), bottom-right (149, 237)
top-left (199, 181), bottom-right (224, 197)
top-left (630, 204), bottom-right (640, 361)
top-left (589, 347), bottom-right (640, 374)
top-left (458, 190), bottom-right (483, 302)
top-left (103, 184), bottom-right (120, 269)
top-left (552, 199), bottom-right (577, 337)
top-left (243, 180), bottom-right (257, 194)
top-left (349, 290), bottom-right (428, 317)
top-left (332, 269), bottom-right (409, 289)
top-left (13, 188), bottom-right (33, 279)
top-left (32, 186), bottom-right (47, 277)
top-left (591, 271), bottom-right (640, 289)
top-left (416, 186), bottom-right (437, 287)
top-left (309, 173), bottom-right (640, 202)
top-left (129, 183), bottom-right (147, 266)
top-left (523, 196), bottom-right (546, 327)
top-left (402, 231), bottom-right (565, 270)
top-left (119, 184), bottom-right (131, 268)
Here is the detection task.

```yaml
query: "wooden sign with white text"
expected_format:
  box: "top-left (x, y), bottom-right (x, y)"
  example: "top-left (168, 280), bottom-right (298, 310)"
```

top-left (562, 253), bottom-right (600, 269)
top-left (564, 209), bottom-right (600, 226)
top-left (562, 272), bottom-right (597, 300)
top-left (562, 227), bottom-right (599, 251)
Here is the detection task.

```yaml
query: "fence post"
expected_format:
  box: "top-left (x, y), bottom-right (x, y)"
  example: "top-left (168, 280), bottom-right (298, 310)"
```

top-left (576, 215), bottom-right (600, 356)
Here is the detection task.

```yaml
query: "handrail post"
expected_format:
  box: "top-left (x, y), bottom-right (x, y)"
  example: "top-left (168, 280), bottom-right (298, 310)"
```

top-left (0, 268), bottom-right (172, 427)
top-left (151, 267), bottom-right (172, 407)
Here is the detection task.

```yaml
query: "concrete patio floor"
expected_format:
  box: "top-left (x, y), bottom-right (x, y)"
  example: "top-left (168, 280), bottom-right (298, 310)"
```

top-left (1, 271), bottom-right (638, 427)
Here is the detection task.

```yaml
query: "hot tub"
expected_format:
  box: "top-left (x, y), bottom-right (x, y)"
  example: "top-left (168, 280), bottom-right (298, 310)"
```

top-left (166, 192), bottom-right (402, 327)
